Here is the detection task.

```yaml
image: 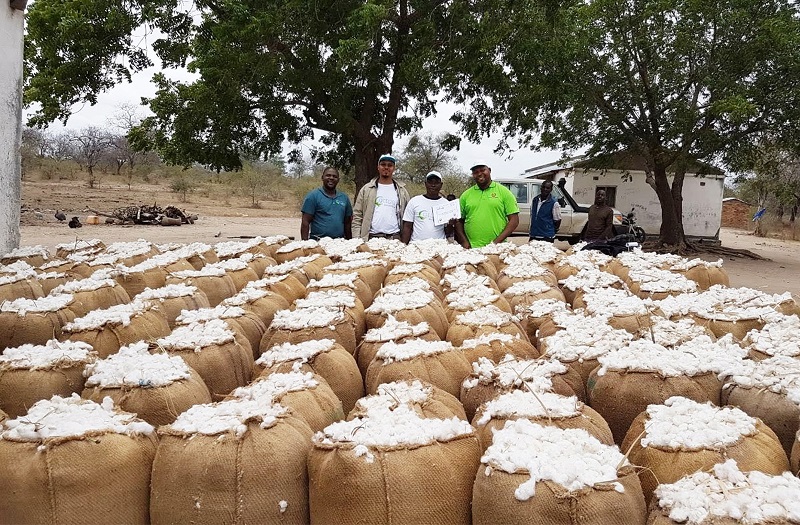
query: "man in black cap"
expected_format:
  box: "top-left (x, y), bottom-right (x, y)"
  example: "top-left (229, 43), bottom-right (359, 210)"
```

top-left (352, 153), bottom-right (410, 240)
top-left (400, 171), bottom-right (453, 243)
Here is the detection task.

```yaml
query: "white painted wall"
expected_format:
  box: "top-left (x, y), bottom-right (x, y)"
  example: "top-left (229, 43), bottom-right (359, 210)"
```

top-left (562, 169), bottom-right (724, 238)
top-left (0, 4), bottom-right (23, 255)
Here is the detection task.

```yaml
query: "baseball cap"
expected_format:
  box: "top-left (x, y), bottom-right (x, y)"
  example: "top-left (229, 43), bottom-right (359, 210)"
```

top-left (378, 154), bottom-right (396, 164)
top-left (425, 171), bottom-right (442, 181)
top-left (469, 161), bottom-right (489, 171)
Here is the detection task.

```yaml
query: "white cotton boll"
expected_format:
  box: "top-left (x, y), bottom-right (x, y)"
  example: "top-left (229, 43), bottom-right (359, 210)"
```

top-left (3, 244), bottom-right (50, 259)
top-left (641, 397), bottom-right (757, 450)
top-left (559, 268), bottom-right (622, 291)
top-left (366, 290), bottom-right (435, 314)
top-left (83, 342), bottom-right (191, 388)
top-left (270, 306), bottom-right (345, 329)
top-left (500, 264), bottom-right (551, 279)
top-left (256, 339), bottom-right (336, 367)
top-left (381, 277), bottom-right (434, 296)
top-left (105, 239), bottom-right (154, 258)
top-left (743, 315), bottom-right (800, 357)
top-left (308, 272), bottom-right (360, 289)
top-left (720, 355), bottom-right (800, 404)
top-left (157, 319), bottom-right (236, 351)
top-left (374, 340), bottom-right (455, 364)
top-left (276, 240), bottom-right (320, 254)
top-left (63, 300), bottom-right (153, 331)
top-left (628, 267), bottom-right (697, 293)
top-left (0, 293), bottom-right (74, 315)
top-left (456, 305), bottom-right (517, 327)
top-left (541, 318), bottom-right (632, 362)
top-left (169, 398), bottom-right (287, 436)
top-left (172, 266), bottom-right (228, 278)
top-left (514, 298), bottom-right (570, 318)
top-left (232, 371), bottom-right (320, 401)
top-left (476, 391), bottom-right (580, 425)
top-left (176, 305), bottom-right (247, 324)
top-left (278, 500), bottom-right (289, 513)
top-left (441, 251), bottom-right (490, 270)
top-left (502, 280), bottom-right (553, 296)
top-left (446, 285), bottom-right (500, 309)
top-left (441, 267), bottom-right (492, 290)
top-left (363, 315), bottom-right (430, 342)
top-left (327, 258), bottom-right (387, 271)
top-left (295, 290), bottom-right (357, 309)
top-left (580, 287), bottom-right (648, 316)
top-left (465, 356), bottom-right (564, 391)
top-left (318, 237), bottom-right (364, 258)
top-left (0, 340), bottom-right (95, 370)
top-left (136, 283), bottom-right (198, 301)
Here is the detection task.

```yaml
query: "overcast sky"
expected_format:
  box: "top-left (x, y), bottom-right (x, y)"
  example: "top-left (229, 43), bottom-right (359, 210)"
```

top-left (30, 62), bottom-right (565, 177)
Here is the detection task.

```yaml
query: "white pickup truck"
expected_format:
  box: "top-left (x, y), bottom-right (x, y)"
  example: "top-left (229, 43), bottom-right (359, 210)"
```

top-left (494, 177), bottom-right (623, 242)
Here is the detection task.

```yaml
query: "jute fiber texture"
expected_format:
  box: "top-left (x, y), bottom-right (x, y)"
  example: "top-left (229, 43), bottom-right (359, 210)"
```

top-left (263, 318), bottom-right (358, 356)
top-left (792, 436), bottom-right (800, 475)
top-left (0, 307), bottom-right (75, 350)
top-left (446, 320), bottom-right (527, 347)
top-left (505, 286), bottom-right (566, 309)
top-left (265, 374), bottom-right (345, 432)
top-left (722, 382), bottom-right (800, 458)
top-left (62, 308), bottom-right (172, 358)
top-left (0, 278), bottom-right (44, 302)
top-left (82, 367), bottom-right (212, 426)
top-left (151, 416), bottom-right (313, 525)
top-left (165, 273), bottom-right (238, 307)
top-left (114, 267), bottom-right (168, 299)
top-left (472, 465), bottom-right (647, 525)
top-left (365, 303), bottom-right (449, 341)
top-left (142, 291), bottom-right (211, 328)
top-left (587, 369), bottom-right (722, 444)
top-left (0, 363), bottom-right (89, 418)
top-left (472, 404), bottom-right (614, 453)
top-left (461, 336), bottom-right (540, 365)
top-left (159, 332), bottom-right (253, 400)
top-left (257, 343), bottom-right (364, 413)
top-left (356, 330), bottom-right (441, 377)
top-left (690, 314), bottom-right (764, 341)
top-left (236, 291), bottom-right (290, 328)
top-left (66, 284), bottom-right (131, 318)
top-left (308, 434), bottom-right (481, 525)
top-left (623, 412), bottom-right (790, 504)
top-left (445, 294), bottom-right (513, 324)
top-left (365, 349), bottom-right (473, 399)
top-left (0, 432), bottom-right (157, 525)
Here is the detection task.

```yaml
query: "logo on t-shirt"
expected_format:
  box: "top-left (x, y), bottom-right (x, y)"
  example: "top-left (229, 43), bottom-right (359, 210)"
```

top-left (491, 193), bottom-right (497, 198)
top-left (417, 210), bottom-right (427, 220)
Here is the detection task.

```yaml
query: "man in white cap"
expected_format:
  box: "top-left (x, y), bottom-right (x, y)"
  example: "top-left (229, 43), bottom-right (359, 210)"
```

top-left (455, 161), bottom-right (519, 248)
top-left (400, 171), bottom-right (454, 243)
top-left (352, 153), bottom-right (411, 240)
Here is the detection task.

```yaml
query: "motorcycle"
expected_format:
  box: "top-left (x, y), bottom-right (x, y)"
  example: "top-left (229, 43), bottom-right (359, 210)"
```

top-left (619, 208), bottom-right (646, 244)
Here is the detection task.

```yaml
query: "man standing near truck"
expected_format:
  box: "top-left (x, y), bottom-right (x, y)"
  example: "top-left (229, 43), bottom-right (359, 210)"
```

top-left (455, 161), bottom-right (519, 248)
top-left (528, 180), bottom-right (562, 242)
top-left (352, 154), bottom-right (410, 241)
top-left (583, 188), bottom-right (614, 242)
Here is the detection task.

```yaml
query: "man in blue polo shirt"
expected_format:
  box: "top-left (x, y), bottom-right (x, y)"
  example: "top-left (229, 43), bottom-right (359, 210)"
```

top-left (300, 166), bottom-right (353, 240)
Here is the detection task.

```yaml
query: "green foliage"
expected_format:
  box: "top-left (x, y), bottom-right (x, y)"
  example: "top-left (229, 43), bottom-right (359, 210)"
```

top-left (169, 175), bottom-right (197, 202)
top-left (397, 132), bottom-right (461, 184)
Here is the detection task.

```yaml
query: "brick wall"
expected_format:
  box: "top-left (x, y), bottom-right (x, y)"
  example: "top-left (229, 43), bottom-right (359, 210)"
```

top-left (721, 200), bottom-right (752, 230)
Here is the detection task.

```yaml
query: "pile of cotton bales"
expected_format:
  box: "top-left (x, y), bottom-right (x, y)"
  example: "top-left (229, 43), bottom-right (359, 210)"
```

top-left (1, 236), bottom-right (799, 525)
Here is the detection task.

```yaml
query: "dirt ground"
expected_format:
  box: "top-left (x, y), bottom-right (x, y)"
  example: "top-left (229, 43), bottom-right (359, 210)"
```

top-left (16, 180), bottom-right (800, 298)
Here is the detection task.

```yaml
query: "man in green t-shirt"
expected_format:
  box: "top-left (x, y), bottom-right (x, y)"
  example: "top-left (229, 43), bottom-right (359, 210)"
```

top-left (455, 161), bottom-right (520, 248)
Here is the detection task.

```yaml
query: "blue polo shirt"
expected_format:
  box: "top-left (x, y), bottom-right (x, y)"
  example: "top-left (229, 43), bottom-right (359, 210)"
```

top-left (301, 188), bottom-right (353, 239)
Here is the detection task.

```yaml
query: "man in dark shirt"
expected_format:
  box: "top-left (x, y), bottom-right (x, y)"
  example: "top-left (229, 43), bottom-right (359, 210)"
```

top-left (583, 189), bottom-right (614, 242)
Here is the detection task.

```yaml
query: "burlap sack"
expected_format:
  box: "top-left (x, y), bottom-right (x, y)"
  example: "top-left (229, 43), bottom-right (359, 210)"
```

top-left (446, 295), bottom-right (514, 323)
top-left (0, 431), bottom-right (157, 525)
top-left (0, 307), bottom-right (75, 349)
top-left (447, 319), bottom-right (528, 347)
top-left (38, 273), bottom-right (70, 295)
top-left (497, 270), bottom-right (559, 292)
top-left (366, 302), bottom-right (449, 341)
top-left (162, 258), bottom-right (195, 274)
top-left (310, 279), bottom-right (374, 309)
top-left (308, 434), bottom-right (481, 525)
top-left (472, 402), bottom-right (614, 453)
top-left (722, 383), bottom-right (800, 458)
top-left (82, 367), bottom-right (212, 426)
top-left (472, 464), bottom-right (647, 525)
top-left (156, 332), bottom-right (253, 400)
top-left (300, 255), bottom-right (334, 281)
top-left (185, 247), bottom-right (219, 269)
top-left (223, 266), bottom-right (260, 292)
top-left (588, 369), bottom-right (722, 444)
top-left (1, 253), bottom-right (48, 267)
top-left (257, 273), bottom-right (308, 303)
top-left (505, 287), bottom-right (566, 309)
top-left (623, 413), bottom-right (790, 504)
top-left (792, 434), bottom-right (800, 475)
top-left (262, 375), bottom-right (345, 432)
top-left (120, 246), bottom-right (161, 267)
top-left (645, 507), bottom-right (747, 525)
top-left (0, 277), bottom-right (44, 302)
top-left (166, 274), bottom-right (238, 307)
top-left (461, 334), bottom-right (540, 364)
top-left (224, 314), bottom-right (268, 359)
top-left (604, 259), bottom-right (631, 282)
top-left (141, 291), bottom-right (212, 328)
top-left (691, 314), bottom-right (765, 341)
top-left (0, 362), bottom-right (90, 419)
top-left (461, 366), bottom-right (586, 422)
top-left (681, 264), bottom-right (730, 290)
top-left (626, 282), bottom-right (682, 302)
top-left (384, 265), bottom-right (441, 295)
top-left (66, 283), bottom-right (132, 318)
top-left (347, 381), bottom-right (467, 421)
top-left (606, 313), bottom-right (654, 334)
top-left (262, 316), bottom-right (358, 356)
top-left (229, 290), bottom-right (290, 328)
top-left (328, 263), bottom-right (386, 295)
top-left (151, 414), bottom-right (313, 525)
top-left (357, 329), bottom-right (441, 377)
top-left (365, 349), bottom-right (473, 399)
top-left (273, 245), bottom-right (325, 264)
top-left (115, 267), bottom-right (168, 299)
top-left (63, 308), bottom-right (172, 359)
top-left (256, 342), bottom-right (364, 413)
top-left (443, 260), bottom-right (499, 282)
top-left (243, 254), bottom-right (277, 278)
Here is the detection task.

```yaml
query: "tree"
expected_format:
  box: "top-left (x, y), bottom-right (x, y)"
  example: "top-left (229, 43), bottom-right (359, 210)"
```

top-left (396, 132), bottom-right (460, 183)
top-left (71, 126), bottom-right (114, 188)
top-left (109, 103), bottom-right (147, 173)
top-left (25, 0), bottom-right (473, 190)
top-left (454, 0), bottom-right (800, 249)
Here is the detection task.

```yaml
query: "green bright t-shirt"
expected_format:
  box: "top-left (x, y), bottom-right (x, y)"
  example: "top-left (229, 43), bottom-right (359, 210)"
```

top-left (460, 181), bottom-right (519, 248)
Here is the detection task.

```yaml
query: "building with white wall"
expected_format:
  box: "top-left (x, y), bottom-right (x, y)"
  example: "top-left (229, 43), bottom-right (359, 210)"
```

top-left (0, 1), bottom-right (25, 254)
top-left (524, 152), bottom-right (726, 239)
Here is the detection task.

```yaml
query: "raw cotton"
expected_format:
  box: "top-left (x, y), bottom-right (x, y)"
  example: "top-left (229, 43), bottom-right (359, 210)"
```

top-left (168, 397), bottom-right (288, 437)
top-left (83, 341), bottom-right (192, 388)
top-left (157, 318), bottom-right (237, 351)
top-left (0, 293), bottom-right (73, 315)
top-left (62, 300), bottom-right (151, 331)
top-left (135, 283), bottom-right (197, 300)
top-left (743, 314), bottom-right (800, 358)
top-left (476, 390), bottom-right (581, 425)
top-left (362, 315), bottom-right (431, 342)
top-left (653, 459), bottom-right (800, 524)
top-left (374, 339), bottom-right (455, 364)
top-left (256, 339), bottom-right (336, 367)
top-left (0, 340), bottom-right (94, 370)
top-left (269, 306), bottom-right (346, 329)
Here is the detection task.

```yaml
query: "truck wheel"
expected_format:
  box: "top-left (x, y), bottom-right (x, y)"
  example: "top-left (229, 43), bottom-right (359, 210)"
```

top-left (633, 227), bottom-right (646, 244)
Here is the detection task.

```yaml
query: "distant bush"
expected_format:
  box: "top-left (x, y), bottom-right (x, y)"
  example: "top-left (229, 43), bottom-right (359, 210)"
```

top-left (170, 176), bottom-right (197, 202)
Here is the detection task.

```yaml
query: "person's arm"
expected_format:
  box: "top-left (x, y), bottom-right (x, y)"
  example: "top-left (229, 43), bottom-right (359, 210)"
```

top-left (494, 213), bottom-right (519, 244)
top-left (300, 213), bottom-right (313, 240)
top-left (400, 220), bottom-right (413, 244)
top-left (455, 219), bottom-right (470, 249)
top-left (351, 187), bottom-right (365, 239)
top-left (344, 215), bottom-right (353, 239)
top-left (603, 208), bottom-right (614, 239)
top-left (553, 201), bottom-right (562, 234)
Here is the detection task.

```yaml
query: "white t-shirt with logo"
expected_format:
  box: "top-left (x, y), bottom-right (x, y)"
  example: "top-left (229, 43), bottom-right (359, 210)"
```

top-left (370, 182), bottom-right (400, 234)
top-left (402, 195), bottom-right (447, 241)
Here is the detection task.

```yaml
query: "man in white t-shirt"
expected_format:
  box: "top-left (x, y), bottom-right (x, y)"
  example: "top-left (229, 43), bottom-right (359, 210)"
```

top-left (401, 171), bottom-right (454, 243)
top-left (352, 154), bottom-right (411, 240)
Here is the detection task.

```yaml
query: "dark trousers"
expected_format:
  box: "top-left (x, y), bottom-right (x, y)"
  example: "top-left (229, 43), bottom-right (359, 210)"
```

top-left (368, 232), bottom-right (401, 240)
top-left (529, 236), bottom-right (555, 243)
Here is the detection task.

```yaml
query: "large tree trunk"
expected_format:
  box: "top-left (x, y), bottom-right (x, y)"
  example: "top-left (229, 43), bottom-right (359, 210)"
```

top-left (651, 164), bottom-right (686, 248)
top-left (670, 166), bottom-right (688, 242)
top-left (353, 128), bottom-right (393, 192)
